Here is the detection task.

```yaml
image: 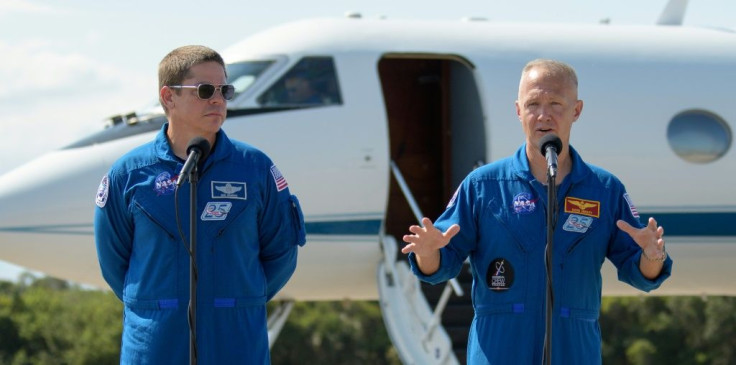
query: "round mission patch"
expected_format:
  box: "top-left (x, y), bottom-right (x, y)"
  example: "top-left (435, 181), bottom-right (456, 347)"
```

top-left (486, 258), bottom-right (514, 291)
top-left (95, 175), bottom-right (109, 208)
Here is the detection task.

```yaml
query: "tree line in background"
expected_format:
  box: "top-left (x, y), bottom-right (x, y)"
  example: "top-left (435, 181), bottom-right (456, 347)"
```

top-left (0, 274), bottom-right (734, 364)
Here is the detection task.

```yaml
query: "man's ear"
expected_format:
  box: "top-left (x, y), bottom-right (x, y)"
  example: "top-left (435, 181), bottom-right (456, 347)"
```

top-left (515, 100), bottom-right (522, 122)
top-left (572, 99), bottom-right (583, 122)
top-left (160, 86), bottom-right (175, 110)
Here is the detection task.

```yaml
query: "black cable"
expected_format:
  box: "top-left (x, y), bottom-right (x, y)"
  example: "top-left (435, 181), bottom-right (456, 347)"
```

top-left (542, 174), bottom-right (556, 365)
top-left (174, 184), bottom-right (197, 364)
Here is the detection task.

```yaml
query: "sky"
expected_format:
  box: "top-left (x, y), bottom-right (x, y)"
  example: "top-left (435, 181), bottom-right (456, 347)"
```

top-left (0, 0), bottom-right (734, 282)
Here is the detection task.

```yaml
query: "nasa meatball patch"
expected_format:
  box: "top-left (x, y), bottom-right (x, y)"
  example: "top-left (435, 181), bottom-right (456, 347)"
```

top-left (154, 171), bottom-right (177, 196)
top-left (513, 192), bottom-right (536, 214)
top-left (487, 258), bottom-right (514, 291)
top-left (95, 175), bottom-right (109, 208)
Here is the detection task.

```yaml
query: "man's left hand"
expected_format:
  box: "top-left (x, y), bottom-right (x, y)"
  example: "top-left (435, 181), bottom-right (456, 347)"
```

top-left (617, 217), bottom-right (666, 263)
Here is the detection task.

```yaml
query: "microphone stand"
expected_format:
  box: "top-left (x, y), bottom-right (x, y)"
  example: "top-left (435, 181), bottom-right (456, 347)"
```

top-left (188, 165), bottom-right (199, 365)
top-left (543, 166), bottom-right (556, 365)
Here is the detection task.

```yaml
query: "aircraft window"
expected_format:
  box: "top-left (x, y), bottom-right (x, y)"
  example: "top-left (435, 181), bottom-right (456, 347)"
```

top-left (257, 57), bottom-right (342, 107)
top-left (62, 61), bottom-right (276, 149)
top-left (226, 60), bottom-right (275, 99)
top-left (667, 110), bottom-right (732, 163)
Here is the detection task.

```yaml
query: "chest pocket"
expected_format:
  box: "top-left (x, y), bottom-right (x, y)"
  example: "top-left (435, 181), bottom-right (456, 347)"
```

top-left (198, 199), bottom-right (251, 238)
top-left (125, 200), bottom-right (181, 302)
top-left (484, 195), bottom-right (547, 254)
top-left (555, 212), bottom-right (611, 309)
top-left (556, 209), bottom-right (615, 260)
top-left (470, 198), bottom-right (541, 315)
top-left (132, 188), bottom-right (178, 239)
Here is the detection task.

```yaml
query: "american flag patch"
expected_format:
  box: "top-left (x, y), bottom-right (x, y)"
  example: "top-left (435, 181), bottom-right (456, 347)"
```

top-left (270, 165), bottom-right (288, 192)
top-left (623, 193), bottom-right (639, 218)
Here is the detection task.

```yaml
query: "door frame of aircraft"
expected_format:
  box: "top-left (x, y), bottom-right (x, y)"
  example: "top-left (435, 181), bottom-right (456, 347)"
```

top-left (378, 54), bottom-right (485, 245)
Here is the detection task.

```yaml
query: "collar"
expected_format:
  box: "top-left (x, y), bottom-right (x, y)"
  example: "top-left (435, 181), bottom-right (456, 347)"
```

top-left (153, 123), bottom-right (232, 169)
top-left (511, 143), bottom-right (592, 185)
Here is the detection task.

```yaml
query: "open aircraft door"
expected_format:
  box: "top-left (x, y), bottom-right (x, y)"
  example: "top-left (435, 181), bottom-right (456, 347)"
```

top-left (376, 55), bottom-right (485, 364)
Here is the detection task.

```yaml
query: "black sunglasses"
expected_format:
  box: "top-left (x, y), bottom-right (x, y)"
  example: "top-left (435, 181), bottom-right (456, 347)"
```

top-left (169, 83), bottom-right (235, 101)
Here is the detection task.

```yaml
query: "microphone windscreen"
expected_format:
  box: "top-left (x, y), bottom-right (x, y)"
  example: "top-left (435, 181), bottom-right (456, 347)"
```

top-left (186, 137), bottom-right (211, 161)
top-left (539, 134), bottom-right (562, 156)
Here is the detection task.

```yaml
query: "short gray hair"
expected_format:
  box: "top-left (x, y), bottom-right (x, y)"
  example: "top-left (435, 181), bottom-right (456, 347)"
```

top-left (520, 58), bottom-right (578, 88)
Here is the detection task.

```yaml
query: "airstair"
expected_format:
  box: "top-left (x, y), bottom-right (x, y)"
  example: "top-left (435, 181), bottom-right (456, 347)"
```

top-left (377, 161), bottom-right (475, 364)
top-left (267, 300), bottom-right (294, 348)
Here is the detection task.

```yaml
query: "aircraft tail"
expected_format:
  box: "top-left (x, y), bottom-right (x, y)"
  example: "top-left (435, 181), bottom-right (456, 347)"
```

top-left (657, 0), bottom-right (689, 25)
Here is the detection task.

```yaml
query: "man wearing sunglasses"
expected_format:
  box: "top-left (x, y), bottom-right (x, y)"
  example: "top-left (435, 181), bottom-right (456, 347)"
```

top-left (94, 45), bottom-right (306, 364)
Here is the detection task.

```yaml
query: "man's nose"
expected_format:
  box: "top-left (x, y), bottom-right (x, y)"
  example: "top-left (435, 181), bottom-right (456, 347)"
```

top-left (209, 91), bottom-right (226, 104)
top-left (536, 108), bottom-right (552, 121)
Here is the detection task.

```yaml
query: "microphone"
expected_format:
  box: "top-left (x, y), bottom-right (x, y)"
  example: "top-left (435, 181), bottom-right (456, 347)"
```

top-left (176, 137), bottom-right (211, 186)
top-left (539, 134), bottom-right (562, 178)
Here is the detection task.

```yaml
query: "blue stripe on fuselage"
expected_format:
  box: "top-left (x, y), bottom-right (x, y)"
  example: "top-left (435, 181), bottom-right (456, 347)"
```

top-left (305, 220), bottom-right (382, 235)
top-left (637, 211), bottom-right (736, 236)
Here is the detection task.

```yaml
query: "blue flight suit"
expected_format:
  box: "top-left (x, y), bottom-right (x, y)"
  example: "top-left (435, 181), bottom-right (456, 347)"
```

top-left (94, 123), bottom-right (306, 364)
top-left (409, 144), bottom-right (672, 364)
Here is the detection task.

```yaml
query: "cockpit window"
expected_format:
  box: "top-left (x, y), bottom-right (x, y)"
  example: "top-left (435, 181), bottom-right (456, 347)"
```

top-left (226, 60), bottom-right (275, 99)
top-left (257, 57), bottom-right (342, 107)
top-left (66, 58), bottom-right (344, 149)
top-left (667, 110), bottom-right (731, 163)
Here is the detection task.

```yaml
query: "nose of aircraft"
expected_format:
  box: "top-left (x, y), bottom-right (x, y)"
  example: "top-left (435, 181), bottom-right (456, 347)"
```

top-left (0, 144), bottom-right (119, 287)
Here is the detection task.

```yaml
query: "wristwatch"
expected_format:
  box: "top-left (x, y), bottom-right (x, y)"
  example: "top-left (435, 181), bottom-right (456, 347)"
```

top-left (642, 246), bottom-right (667, 262)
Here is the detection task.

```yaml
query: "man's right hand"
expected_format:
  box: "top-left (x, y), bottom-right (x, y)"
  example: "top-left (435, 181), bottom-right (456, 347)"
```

top-left (401, 217), bottom-right (460, 275)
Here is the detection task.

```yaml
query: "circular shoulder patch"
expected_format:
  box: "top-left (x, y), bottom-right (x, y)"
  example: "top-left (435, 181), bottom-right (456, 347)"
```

top-left (486, 258), bottom-right (514, 291)
top-left (96, 175), bottom-right (109, 208)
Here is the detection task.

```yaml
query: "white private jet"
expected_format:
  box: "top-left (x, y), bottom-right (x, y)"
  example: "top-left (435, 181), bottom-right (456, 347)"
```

top-left (0, 1), bottom-right (734, 363)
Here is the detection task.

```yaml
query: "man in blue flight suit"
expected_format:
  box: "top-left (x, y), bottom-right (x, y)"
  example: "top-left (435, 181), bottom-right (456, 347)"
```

top-left (402, 59), bottom-right (672, 364)
top-left (94, 45), bottom-right (306, 364)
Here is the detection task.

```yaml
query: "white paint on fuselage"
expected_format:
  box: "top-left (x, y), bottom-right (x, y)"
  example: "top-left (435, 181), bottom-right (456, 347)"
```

top-left (0, 17), bottom-right (734, 297)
